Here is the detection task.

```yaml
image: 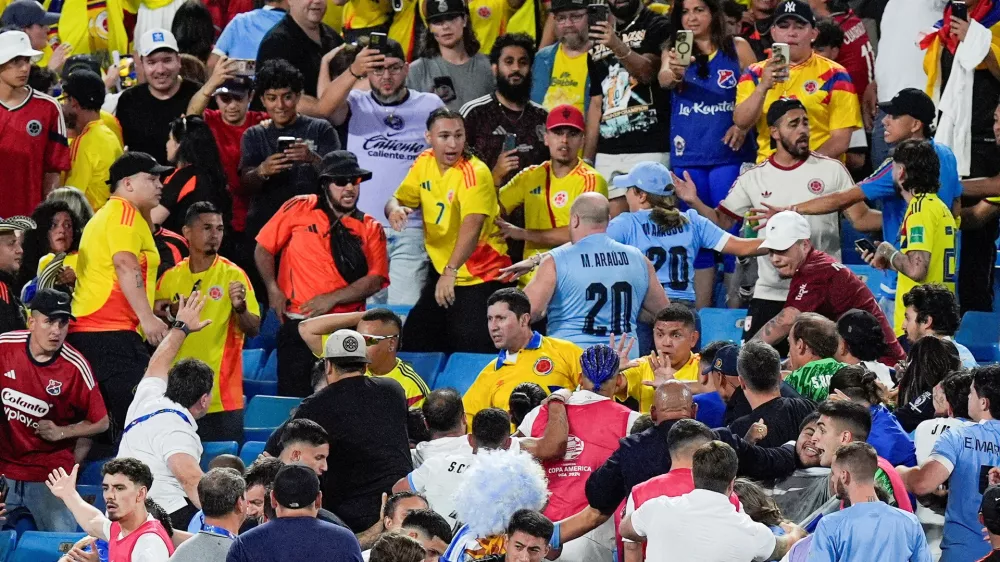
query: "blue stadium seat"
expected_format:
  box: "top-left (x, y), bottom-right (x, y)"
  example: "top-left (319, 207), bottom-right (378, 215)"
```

top-left (245, 310), bottom-right (280, 353)
top-left (243, 427), bottom-right (279, 442)
top-left (258, 351), bottom-right (278, 381)
top-left (956, 311), bottom-right (1000, 363)
top-left (243, 379), bottom-right (279, 401)
top-left (840, 219), bottom-right (867, 265)
top-left (697, 308), bottom-right (747, 349)
top-left (845, 264), bottom-right (883, 298)
top-left (384, 304), bottom-right (413, 324)
top-left (200, 441), bottom-right (239, 471)
top-left (244, 395), bottom-right (301, 442)
top-left (433, 353), bottom-right (495, 394)
top-left (239, 441), bottom-right (267, 466)
top-left (77, 458), bottom-right (110, 486)
top-left (397, 352), bottom-right (446, 389)
top-left (242, 349), bottom-right (266, 380)
top-left (76, 485), bottom-right (106, 514)
top-left (244, 351), bottom-right (279, 400)
top-left (10, 532), bottom-right (86, 562)
top-left (0, 530), bottom-right (16, 562)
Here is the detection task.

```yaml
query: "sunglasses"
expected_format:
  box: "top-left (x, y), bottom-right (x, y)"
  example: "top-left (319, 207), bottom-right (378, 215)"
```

top-left (218, 93), bottom-right (247, 103)
top-left (330, 177), bottom-right (364, 187)
top-left (362, 334), bottom-right (398, 346)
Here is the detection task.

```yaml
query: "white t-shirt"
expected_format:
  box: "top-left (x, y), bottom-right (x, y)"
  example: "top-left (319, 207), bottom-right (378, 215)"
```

top-left (630, 489), bottom-right (777, 562)
top-left (719, 153), bottom-right (852, 302)
top-left (860, 360), bottom-right (895, 390)
top-left (100, 515), bottom-right (171, 562)
top-left (914, 417), bottom-right (972, 464)
top-left (116, 378), bottom-right (203, 513)
top-left (412, 435), bottom-right (474, 468)
top-left (874, 0), bottom-right (948, 102)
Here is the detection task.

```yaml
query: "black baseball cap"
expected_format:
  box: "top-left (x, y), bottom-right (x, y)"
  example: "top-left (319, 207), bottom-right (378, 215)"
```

top-left (108, 152), bottom-right (171, 187)
top-left (62, 69), bottom-right (106, 110)
top-left (30, 288), bottom-right (75, 320)
top-left (550, 0), bottom-right (586, 12)
top-left (878, 88), bottom-right (936, 128)
top-left (318, 150), bottom-right (373, 182)
top-left (836, 309), bottom-right (888, 358)
top-left (426, 0), bottom-right (467, 22)
top-left (212, 76), bottom-right (254, 97)
top-left (1, 1), bottom-right (59, 29)
top-left (773, 0), bottom-right (815, 26)
top-left (273, 464), bottom-right (320, 509)
top-left (982, 485), bottom-right (1000, 534)
top-left (766, 98), bottom-right (807, 126)
top-left (711, 344), bottom-right (739, 378)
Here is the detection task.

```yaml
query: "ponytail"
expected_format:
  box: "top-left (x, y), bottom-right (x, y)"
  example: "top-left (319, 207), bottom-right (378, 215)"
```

top-left (829, 364), bottom-right (885, 405)
top-left (646, 192), bottom-right (689, 231)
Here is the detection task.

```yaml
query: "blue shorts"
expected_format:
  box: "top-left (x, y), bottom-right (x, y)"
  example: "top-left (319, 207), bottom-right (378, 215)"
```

top-left (675, 164), bottom-right (743, 271)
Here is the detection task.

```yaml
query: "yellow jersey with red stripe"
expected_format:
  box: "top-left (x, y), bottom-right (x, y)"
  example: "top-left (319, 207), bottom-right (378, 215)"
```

top-left (71, 196), bottom-right (159, 332)
top-left (462, 331), bottom-right (583, 425)
top-left (617, 352), bottom-right (700, 414)
top-left (388, 0), bottom-right (418, 60)
top-left (499, 160), bottom-right (607, 284)
top-left (155, 256), bottom-right (260, 413)
top-left (736, 53), bottom-right (862, 162)
top-left (66, 118), bottom-right (124, 211)
top-left (342, 0), bottom-right (393, 30)
top-left (395, 150), bottom-right (511, 286)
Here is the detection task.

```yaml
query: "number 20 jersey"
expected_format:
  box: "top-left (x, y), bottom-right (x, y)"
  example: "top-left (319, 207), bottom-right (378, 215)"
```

top-left (546, 233), bottom-right (649, 350)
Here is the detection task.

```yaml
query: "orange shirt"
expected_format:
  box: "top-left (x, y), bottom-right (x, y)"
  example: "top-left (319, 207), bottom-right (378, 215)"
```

top-left (255, 195), bottom-right (389, 316)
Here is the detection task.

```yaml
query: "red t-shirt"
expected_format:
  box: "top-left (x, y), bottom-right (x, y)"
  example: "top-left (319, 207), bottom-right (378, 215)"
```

top-left (786, 249), bottom-right (905, 365)
top-left (203, 109), bottom-right (268, 232)
top-left (833, 11), bottom-right (874, 99)
top-left (0, 89), bottom-right (70, 216)
top-left (0, 332), bottom-right (107, 481)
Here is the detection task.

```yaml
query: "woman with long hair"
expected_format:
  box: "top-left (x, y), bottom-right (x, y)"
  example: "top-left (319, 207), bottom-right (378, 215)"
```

top-left (47, 187), bottom-right (94, 224)
top-left (895, 336), bottom-right (962, 433)
top-left (171, 0), bottom-right (215, 62)
top-left (658, 0), bottom-right (757, 308)
top-left (407, 7), bottom-right (494, 111)
top-left (17, 200), bottom-right (84, 295)
top-left (154, 115), bottom-right (233, 234)
top-left (829, 364), bottom-right (917, 467)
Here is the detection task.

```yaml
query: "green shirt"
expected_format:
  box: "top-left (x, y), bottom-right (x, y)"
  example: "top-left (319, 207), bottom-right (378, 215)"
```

top-left (784, 358), bottom-right (845, 402)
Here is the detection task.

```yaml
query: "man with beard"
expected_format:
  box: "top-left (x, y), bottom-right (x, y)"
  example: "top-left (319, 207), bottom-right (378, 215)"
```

top-left (154, 202), bottom-right (261, 442)
top-left (584, 0), bottom-right (670, 218)
top-left (115, 29), bottom-right (201, 164)
top-left (256, 151), bottom-right (388, 397)
top-left (674, 99), bottom-right (868, 351)
top-left (61, 69), bottom-right (123, 211)
top-left (462, 33), bottom-right (549, 186)
top-left (531, 0), bottom-right (592, 113)
top-left (315, 39), bottom-right (444, 306)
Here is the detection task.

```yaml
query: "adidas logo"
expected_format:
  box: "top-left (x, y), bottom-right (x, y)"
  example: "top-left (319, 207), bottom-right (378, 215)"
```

top-left (3, 370), bottom-right (14, 380)
top-left (761, 190), bottom-right (772, 198)
top-left (420, 181), bottom-right (432, 191)
top-left (530, 187), bottom-right (542, 195)
top-left (492, 125), bottom-right (509, 136)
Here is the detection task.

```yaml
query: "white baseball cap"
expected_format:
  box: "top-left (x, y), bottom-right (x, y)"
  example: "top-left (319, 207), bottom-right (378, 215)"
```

top-left (323, 329), bottom-right (370, 363)
top-left (138, 28), bottom-right (178, 57)
top-left (0, 30), bottom-right (41, 66)
top-left (758, 210), bottom-right (812, 251)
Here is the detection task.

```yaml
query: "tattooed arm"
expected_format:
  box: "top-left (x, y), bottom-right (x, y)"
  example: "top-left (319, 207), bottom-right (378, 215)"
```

top-left (113, 251), bottom-right (168, 345)
top-left (885, 247), bottom-right (931, 282)
top-left (750, 306), bottom-right (802, 346)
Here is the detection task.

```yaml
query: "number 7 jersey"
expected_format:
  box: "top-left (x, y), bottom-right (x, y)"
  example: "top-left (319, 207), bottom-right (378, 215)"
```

top-left (545, 233), bottom-right (650, 353)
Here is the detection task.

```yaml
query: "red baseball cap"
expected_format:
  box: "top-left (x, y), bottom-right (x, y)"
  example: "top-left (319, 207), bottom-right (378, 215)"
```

top-left (546, 104), bottom-right (585, 131)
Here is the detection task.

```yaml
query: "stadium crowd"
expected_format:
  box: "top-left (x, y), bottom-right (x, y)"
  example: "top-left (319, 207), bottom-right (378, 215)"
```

top-left (2, 0), bottom-right (1000, 559)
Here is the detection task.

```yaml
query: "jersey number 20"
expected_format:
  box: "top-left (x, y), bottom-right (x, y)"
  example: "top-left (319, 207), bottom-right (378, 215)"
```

top-left (583, 281), bottom-right (634, 335)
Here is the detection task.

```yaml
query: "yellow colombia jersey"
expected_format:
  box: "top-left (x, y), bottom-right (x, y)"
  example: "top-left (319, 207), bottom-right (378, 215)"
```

top-left (505, 0), bottom-right (536, 40)
top-left (156, 256), bottom-right (260, 413)
top-left (66, 118), bottom-right (124, 211)
top-left (462, 332), bottom-right (583, 425)
top-left (71, 196), bottom-right (159, 333)
top-left (736, 53), bottom-right (862, 162)
top-left (52, 0), bottom-right (130, 59)
top-left (468, 0), bottom-right (510, 55)
top-left (618, 352), bottom-right (700, 414)
top-left (499, 160), bottom-right (607, 285)
top-left (394, 150), bottom-right (511, 286)
top-left (314, 337), bottom-right (432, 407)
top-left (38, 252), bottom-right (79, 277)
top-left (541, 44), bottom-right (590, 112)
top-left (894, 193), bottom-right (957, 335)
top-left (342, 0), bottom-right (393, 31)
top-left (388, 0), bottom-right (418, 59)
top-left (324, 0), bottom-right (345, 33)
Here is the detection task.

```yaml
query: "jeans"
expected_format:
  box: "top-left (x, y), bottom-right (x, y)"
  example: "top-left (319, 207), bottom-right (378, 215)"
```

top-left (5, 479), bottom-right (78, 531)
top-left (369, 226), bottom-right (430, 307)
top-left (871, 108), bottom-right (892, 166)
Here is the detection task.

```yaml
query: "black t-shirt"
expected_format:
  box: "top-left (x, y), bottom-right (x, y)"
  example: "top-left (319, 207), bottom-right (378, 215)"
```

top-left (292, 375), bottom-right (413, 532)
top-left (729, 395), bottom-right (816, 449)
top-left (895, 390), bottom-right (934, 434)
top-left (154, 227), bottom-right (190, 278)
top-left (461, 93), bottom-right (549, 181)
top-left (587, 7), bottom-right (671, 155)
top-left (739, 18), bottom-right (773, 62)
top-left (160, 166), bottom-right (234, 234)
top-left (256, 14), bottom-right (343, 97)
top-left (116, 80), bottom-right (201, 164)
top-left (0, 272), bottom-right (25, 334)
top-left (724, 382), bottom-right (803, 426)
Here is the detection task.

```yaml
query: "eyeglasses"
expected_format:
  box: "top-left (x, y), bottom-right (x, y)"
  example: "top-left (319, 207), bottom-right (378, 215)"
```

top-left (329, 176), bottom-right (363, 187)
top-left (554, 12), bottom-right (586, 23)
top-left (362, 334), bottom-right (398, 346)
top-left (218, 93), bottom-right (246, 104)
top-left (371, 64), bottom-right (406, 76)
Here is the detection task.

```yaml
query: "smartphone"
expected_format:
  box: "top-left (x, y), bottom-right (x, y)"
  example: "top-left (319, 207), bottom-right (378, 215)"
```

top-left (232, 59), bottom-right (255, 77)
top-left (771, 42), bottom-right (790, 82)
top-left (952, 0), bottom-right (968, 21)
top-left (587, 2), bottom-right (609, 30)
top-left (675, 30), bottom-right (694, 66)
top-left (277, 136), bottom-right (297, 153)
top-left (503, 134), bottom-right (517, 153)
top-left (369, 32), bottom-right (388, 53)
top-left (854, 238), bottom-right (878, 254)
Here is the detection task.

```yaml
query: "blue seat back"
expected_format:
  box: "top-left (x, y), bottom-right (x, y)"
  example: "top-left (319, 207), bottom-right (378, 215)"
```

top-left (200, 441), bottom-right (239, 471)
top-left (257, 351), bottom-right (278, 382)
top-left (956, 311), bottom-right (1000, 363)
top-left (243, 379), bottom-right (279, 401)
top-left (845, 264), bottom-right (883, 298)
top-left (397, 352), bottom-right (446, 389)
top-left (433, 353), bottom-right (495, 395)
top-left (384, 304), bottom-right (414, 325)
top-left (239, 441), bottom-right (267, 466)
top-left (242, 349), bottom-right (266, 381)
top-left (10, 532), bottom-right (87, 562)
top-left (0, 530), bottom-right (15, 562)
top-left (697, 308), bottom-right (747, 349)
top-left (245, 395), bottom-right (301, 428)
top-left (76, 485), bottom-right (106, 514)
top-left (245, 310), bottom-right (281, 353)
top-left (77, 458), bottom-right (110, 486)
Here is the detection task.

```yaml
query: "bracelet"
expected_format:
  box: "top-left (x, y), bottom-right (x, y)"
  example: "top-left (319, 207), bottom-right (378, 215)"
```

top-left (348, 67), bottom-right (364, 80)
top-left (888, 250), bottom-right (900, 270)
top-left (444, 265), bottom-right (460, 276)
top-left (614, 46), bottom-right (632, 59)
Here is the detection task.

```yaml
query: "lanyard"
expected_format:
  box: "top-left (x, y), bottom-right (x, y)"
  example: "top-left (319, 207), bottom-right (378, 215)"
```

top-left (122, 409), bottom-right (191, 435)
top-left (201, 523), bottom-right (237, 541)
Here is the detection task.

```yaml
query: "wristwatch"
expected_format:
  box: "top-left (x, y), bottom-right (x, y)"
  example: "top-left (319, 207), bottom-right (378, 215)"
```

top-left (171, 320), bottom-right (190, 335)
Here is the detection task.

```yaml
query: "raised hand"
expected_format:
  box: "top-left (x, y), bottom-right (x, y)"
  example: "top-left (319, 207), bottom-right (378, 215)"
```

top-left (175, 292), bottom-right (213, 333)
top-left (45, 464), bottom-right (80, 500)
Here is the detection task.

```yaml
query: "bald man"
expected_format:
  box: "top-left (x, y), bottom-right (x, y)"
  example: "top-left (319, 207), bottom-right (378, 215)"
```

top-left (523, 193), bottom-right (669, 359)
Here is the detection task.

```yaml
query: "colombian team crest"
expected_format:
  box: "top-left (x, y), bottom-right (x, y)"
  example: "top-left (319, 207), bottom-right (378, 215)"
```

top-left (552, 191), bottom-right (569, 208)
top-left (808, 178), bottom-right (825, 194)
top-left (534, 357), bottom-right (553, 375)
top-left (717, 69), bottom-right (737, 89)
top-left (478, 5), bottom-right (492, 17)
top-left (209, 285), bottom-right (224, 300)
top-left (46, 379), bottom-right (62, 396)
top-left (803, 80), bottom-right (818, 94)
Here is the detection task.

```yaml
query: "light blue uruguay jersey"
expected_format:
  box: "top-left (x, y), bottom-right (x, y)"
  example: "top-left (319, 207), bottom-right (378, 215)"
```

top-left (929, 418), bottom-right (1000, 562)
top-left (546, 233), bottom-right (649, 352)
top-left (607, 209), bottom-right (730, 302)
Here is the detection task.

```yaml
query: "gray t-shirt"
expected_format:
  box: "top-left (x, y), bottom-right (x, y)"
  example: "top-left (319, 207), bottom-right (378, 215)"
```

top-left (169, 531), bottom-right (234, 562)
top-left (406, 55), bottom-right (496, 112)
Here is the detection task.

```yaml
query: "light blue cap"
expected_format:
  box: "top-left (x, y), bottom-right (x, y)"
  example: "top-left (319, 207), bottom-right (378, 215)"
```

top-left (611, 161), bottom-right (674, 196)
